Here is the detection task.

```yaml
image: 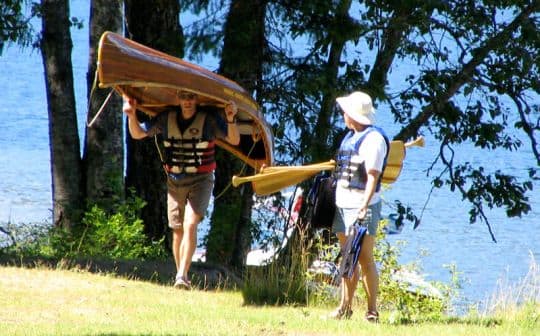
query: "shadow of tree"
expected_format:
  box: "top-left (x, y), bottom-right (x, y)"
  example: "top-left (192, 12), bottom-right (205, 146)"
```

top-left (83, 334), bottom-right (189, 336)
top-left (0, 254), bottom-right (242, 290)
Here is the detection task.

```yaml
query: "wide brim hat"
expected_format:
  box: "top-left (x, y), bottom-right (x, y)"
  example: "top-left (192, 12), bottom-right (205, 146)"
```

top-left (336, 91), bottom-right (376, 125)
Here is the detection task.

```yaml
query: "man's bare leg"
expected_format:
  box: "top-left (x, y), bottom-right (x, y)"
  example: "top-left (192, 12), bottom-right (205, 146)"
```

top-left (172, 227), bottom-right (184, 271)
top-left (177, 201), bottom-right (202, 280)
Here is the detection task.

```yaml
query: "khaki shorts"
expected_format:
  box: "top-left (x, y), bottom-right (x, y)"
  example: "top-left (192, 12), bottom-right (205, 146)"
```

top-left (167, 172), bottom-right (214, 229)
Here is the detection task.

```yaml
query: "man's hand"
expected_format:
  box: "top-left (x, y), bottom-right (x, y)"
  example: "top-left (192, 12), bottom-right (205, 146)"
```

top-left (122, 95), bottom-right (138, 119)
top-left (358, 205), bottom-right (368, 220)
top-left (122, 95), bottom-right (148, 139)
top-left (225, 101), bottom-right (238, 122)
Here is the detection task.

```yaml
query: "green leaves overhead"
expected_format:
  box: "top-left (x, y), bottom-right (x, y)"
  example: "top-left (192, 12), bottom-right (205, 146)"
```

top-left (183, 0), bottom-right (538, 236)
top-left (0, 0), bottom-right (35, 54)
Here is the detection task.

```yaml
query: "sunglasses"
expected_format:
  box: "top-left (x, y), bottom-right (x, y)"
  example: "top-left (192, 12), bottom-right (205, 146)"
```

top-left (179, 92), bottom-right (197, 100)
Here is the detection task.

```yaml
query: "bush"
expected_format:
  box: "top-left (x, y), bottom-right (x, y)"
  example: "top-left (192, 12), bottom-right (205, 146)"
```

top-left (2, 194), bottom-right (166, 261)
top-left (374, 220), bottom-right (458, 323)
top-left (73, 195), bottom-right (166, 260)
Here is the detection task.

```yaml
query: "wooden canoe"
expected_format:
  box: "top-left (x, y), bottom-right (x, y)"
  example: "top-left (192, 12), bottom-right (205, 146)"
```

top-left (96, 31), bottom-right (273, 169)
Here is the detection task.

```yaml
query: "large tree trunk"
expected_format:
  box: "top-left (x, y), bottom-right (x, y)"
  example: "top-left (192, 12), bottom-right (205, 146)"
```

top-left (123, 0), bottom-right (184, 243)
top-left (83, 0), bottom-right (123, 210)
top-left (40, 0), bottom-right (83, 229)
top-left (206, 0), bottom-right (267, 269)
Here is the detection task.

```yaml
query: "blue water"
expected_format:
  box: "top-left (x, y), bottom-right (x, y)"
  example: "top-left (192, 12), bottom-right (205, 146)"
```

top-left (1, 1), bottom-right (539, 310)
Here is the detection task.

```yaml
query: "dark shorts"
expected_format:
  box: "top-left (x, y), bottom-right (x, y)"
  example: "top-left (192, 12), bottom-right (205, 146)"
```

top-left (331, 201), bottom-right (382, 236)
top-left (167, 172), bottom-right (214, 229)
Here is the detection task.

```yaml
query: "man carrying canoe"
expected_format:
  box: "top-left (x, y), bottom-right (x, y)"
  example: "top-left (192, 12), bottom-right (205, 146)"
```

top-left (123, 91), bottom-right (240, 289)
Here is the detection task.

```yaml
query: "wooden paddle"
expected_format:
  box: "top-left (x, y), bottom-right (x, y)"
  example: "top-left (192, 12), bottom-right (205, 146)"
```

top-left (232, 136), bottom-right (424, 196)
top-left (383, 136), bottom-right (425, 183)
top-left (232, 160), bottom-right (336, 196)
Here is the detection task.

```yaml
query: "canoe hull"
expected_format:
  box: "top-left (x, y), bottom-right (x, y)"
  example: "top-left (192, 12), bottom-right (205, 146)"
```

top-left (97, 31), bottom-right (273, 169)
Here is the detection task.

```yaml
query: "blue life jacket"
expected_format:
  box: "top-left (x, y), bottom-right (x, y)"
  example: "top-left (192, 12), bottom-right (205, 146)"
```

top-left (335, 126), bottom-right (389, 192)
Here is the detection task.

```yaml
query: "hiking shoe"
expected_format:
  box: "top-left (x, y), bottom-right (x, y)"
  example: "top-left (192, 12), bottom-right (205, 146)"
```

top-left (365, 310), bottom-right (379, 323)
top-left (174, 276), bottom-right (191, 290)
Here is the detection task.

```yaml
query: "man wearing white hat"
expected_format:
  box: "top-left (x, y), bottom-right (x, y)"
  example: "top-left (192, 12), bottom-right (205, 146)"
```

top-left (329, 91), bottom-right (389, 322)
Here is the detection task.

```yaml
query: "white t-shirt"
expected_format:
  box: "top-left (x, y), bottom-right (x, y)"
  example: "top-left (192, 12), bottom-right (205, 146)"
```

top-left (335, 130), bottom-right (387, 208)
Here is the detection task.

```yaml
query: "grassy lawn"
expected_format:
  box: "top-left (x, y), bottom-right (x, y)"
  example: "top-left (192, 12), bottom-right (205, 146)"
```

top-left (0, 265), bottom-right (538, 336)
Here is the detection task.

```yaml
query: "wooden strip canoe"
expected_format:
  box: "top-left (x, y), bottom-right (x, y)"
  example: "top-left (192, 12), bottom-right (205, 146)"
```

top-left (97, 31), bottom-right (274, 169)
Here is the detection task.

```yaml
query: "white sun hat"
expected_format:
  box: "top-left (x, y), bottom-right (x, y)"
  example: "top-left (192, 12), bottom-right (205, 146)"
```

top-left (336, 91), bottom-right (376, 125)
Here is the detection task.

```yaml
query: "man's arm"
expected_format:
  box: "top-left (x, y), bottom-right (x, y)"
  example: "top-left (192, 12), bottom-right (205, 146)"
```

top-left (358, 169), bottom-right (381, 219)
top-left (224, 101), bottom-right (240, 145)
top-left (123, 96), bottom-right (148, 139)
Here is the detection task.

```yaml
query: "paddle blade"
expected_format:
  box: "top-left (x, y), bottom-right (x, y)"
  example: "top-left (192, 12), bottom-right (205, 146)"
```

top-left (382, 141), bottom-right (405, 184)
top-left (382, 136), bottom-right (425, 184)
top-left (232, 160), bottom-right (336, 196)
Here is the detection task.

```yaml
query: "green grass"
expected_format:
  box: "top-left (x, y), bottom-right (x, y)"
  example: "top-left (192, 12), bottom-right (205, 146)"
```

top-left (1, 265), bottom-right (538, 336)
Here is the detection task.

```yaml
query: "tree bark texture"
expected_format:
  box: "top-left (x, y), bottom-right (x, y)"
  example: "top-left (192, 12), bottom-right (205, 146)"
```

top-left (123, 0), bottom-right (183, 242)
top-left (40, 0), bottom-right (83, 229)
top-left (83, 0), bottom-right (124, 210)
top-left (206, 0), bottom-right (267, 268)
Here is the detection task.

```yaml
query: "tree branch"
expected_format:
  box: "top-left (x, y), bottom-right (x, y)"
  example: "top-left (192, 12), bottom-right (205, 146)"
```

top-left (439, 138), bottom-right (498, 242)
top-left (395, 2), bottom-right (539, 141)
top-left (512, 94), bottom-right (540, 166)
top-left (368, 7), bottom-right (416, 99)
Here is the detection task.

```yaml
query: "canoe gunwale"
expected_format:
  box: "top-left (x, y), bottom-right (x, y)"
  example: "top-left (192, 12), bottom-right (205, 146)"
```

top-left (97, 31), bottom-right (274, 169)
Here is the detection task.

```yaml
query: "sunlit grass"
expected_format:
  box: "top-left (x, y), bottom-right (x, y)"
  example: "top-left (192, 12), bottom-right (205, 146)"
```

top-left (0, 264), bottom-right (538, 335)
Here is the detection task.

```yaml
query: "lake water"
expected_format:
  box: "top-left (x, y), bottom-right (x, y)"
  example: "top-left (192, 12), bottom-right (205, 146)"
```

top-left (1, 1), bottom-right (539, 312)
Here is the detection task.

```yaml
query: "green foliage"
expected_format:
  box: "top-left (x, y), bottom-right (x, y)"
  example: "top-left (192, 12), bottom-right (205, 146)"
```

top-left (72, 195), bottom-right (165, 260)
top-left (304, 233), bottom-right (341, 307)
top-left (375, 220), bottom-right (458, 324)
top-left (240, 212), bottom-right (459, 320)
top-left (0, 221), bottom-right (51, 256)
top-left (2, 194), bottom-right (166, 261)
top-left (0, 0), bottom-right (35, 54)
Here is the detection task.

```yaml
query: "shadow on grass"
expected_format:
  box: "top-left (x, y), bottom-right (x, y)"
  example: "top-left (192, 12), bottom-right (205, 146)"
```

top-left (85, 334), bottom-right (189, 336)
top-left (0, 253), bottom-right (242, 290)
top-left (441, 315), bottom-right (503, 327)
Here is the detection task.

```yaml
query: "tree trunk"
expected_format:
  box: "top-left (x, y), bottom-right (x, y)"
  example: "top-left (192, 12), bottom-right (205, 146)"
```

top-left (83, 0), bottom-right (124, 211)
top-left (124, 0), bottom-right (183, 243)
top-left (40, 0), bottom-right (82, 229)
top-left (309, 0), bottom-right (352, 162)
top-left (206, 0), bottom-right (267, 269)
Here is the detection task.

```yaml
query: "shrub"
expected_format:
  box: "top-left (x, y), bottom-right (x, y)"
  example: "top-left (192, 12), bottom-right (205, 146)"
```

top-left (2, 194), bottom-right (166, 261)
top-left (375, 220), bottom-right (458, 323)
top-left (72, 195), bottom-right (166, 260)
